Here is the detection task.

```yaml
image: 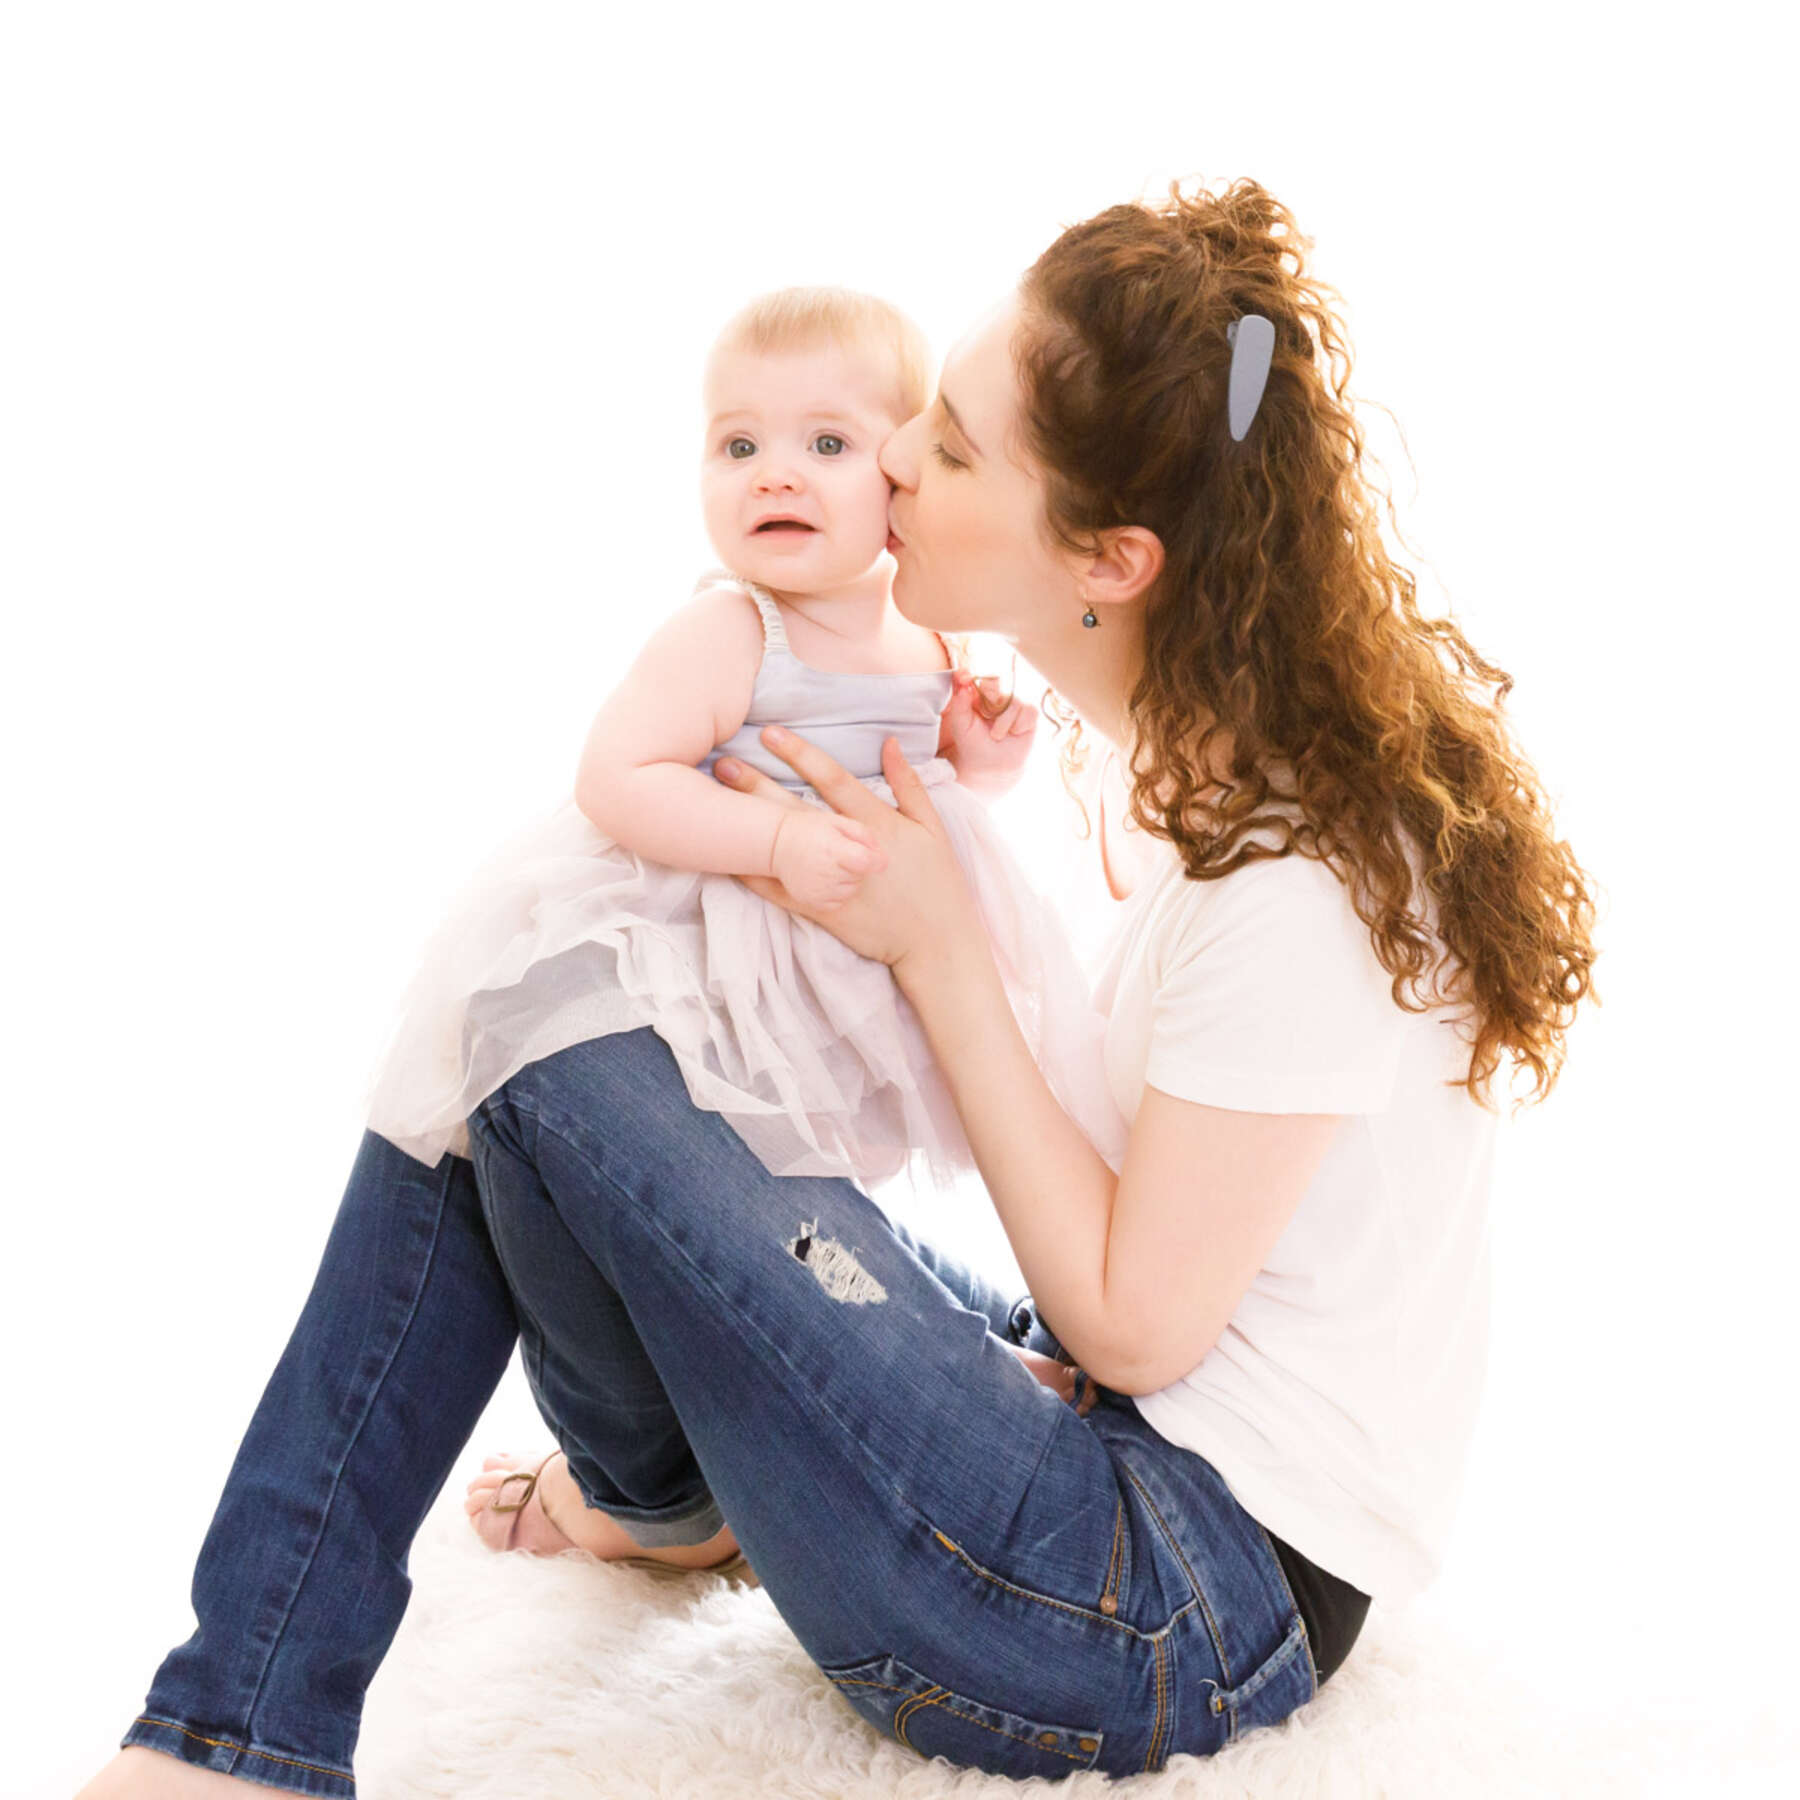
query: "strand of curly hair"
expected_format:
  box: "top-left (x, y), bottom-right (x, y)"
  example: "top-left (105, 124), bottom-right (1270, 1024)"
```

top-left (1017, 176), bottom-right (1597, 1107)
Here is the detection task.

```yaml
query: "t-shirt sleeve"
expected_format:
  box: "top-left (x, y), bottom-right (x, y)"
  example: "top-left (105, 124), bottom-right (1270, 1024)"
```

top-left (1144, 855), bottom-right (1410, 1115)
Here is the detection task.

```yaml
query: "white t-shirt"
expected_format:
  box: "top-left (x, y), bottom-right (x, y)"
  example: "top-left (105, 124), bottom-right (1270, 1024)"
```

top-left (1086, 830), bottom-right (1495, 1607)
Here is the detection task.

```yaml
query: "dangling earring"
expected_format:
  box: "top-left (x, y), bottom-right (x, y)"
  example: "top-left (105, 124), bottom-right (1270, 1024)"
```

top-left (1081, 598), bottom-right (1099, 629)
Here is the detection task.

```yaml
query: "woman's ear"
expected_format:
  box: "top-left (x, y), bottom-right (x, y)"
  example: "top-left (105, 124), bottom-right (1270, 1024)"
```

top-left (1078, 525), bottom-right (1164, 610)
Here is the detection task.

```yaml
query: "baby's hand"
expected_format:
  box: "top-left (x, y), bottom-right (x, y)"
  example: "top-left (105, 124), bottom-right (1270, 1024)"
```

top-left (769, 807), bottom-right (887, 911)
top-left (942, 671), bottom-right (1038, 797)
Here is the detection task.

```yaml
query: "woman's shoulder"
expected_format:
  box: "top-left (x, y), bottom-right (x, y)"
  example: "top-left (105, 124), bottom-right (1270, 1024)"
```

top-left (1146, 838), bottom-right (1406, 1011)
top-left (1156, 833), bottom-right (1368, 943)
top-left (1140, 840), bottom-right (1437, 1116)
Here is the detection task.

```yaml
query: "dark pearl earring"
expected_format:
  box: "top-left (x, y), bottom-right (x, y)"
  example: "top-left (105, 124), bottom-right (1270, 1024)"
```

top-left (1081, 606), bottom-right (1099, 629)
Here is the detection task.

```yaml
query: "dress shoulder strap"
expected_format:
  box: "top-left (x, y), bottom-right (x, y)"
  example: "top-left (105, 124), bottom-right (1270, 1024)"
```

top-left (691, 568), bottom-right (789, 655)
top-left (741, 582), bottom-right (790, 654)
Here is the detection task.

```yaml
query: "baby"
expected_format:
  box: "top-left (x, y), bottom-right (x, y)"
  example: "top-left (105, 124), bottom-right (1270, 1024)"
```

top-left (363, 287), bottom-right (1126, 1193)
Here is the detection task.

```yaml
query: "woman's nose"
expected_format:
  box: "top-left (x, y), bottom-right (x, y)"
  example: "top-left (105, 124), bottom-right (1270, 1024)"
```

top-left (878, 422), bottom-right (917, 491)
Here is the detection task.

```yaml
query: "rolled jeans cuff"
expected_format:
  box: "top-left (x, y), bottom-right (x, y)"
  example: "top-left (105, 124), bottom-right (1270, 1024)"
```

top-left (555, 1450), bottom-right (726, 1548)
top-left (594, 1495), bottom-right (727, 1549)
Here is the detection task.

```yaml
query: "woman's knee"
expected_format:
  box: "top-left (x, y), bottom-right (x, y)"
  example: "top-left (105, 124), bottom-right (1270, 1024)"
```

top-left (478, 1030), bottom-right (680, 1152)
top-left (470, 1031), bottom-right (738, 1240)
top-left (490, 1030), bottom-right (815, 1219)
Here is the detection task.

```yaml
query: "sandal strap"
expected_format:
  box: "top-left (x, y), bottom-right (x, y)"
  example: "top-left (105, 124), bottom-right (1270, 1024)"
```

top-left (489, 1470), bottom-right (537, 1514)
top-left (610, 1549), bottom-right (760, 1588)
top-left (488, 1447), bottom-right (564, 1515)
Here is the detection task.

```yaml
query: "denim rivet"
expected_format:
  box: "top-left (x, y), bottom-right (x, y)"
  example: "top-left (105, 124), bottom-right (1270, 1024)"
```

top-left (1037, 1731), bottom-right (1058, 1746)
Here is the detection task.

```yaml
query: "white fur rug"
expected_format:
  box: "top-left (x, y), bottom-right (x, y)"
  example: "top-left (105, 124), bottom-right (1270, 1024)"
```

top-left (356, 1494), bottom-right (1793, 1799)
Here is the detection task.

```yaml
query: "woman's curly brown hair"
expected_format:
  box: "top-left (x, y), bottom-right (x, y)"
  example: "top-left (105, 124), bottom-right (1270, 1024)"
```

top-left (1016, 177), bottom-right (1597, 1106)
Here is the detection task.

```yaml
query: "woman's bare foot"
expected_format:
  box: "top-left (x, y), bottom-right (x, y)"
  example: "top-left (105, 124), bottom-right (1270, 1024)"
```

top-left (463, 1448), bottom-right (742, 1570)
top-left (75, 1745), bottom-right (264, 1796)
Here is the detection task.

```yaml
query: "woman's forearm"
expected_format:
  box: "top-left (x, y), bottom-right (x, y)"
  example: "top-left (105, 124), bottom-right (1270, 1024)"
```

top-left (899, 939), bottom-right (1119, 1373)
top-left (578, 763), bottom-right (787, 877)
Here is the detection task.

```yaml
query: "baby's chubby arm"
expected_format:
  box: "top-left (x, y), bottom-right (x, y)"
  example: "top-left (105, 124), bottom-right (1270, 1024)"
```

top-left (573, 585), bottom-right (884, 905)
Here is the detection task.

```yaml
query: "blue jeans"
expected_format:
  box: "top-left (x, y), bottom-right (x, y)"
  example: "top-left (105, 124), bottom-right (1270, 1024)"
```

top-left (123, 1028), bottom-right (1317, 1792)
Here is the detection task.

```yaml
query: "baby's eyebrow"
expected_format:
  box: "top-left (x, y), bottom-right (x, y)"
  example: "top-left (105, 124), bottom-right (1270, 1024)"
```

top-left (705, 408), bottom-right (873, 434)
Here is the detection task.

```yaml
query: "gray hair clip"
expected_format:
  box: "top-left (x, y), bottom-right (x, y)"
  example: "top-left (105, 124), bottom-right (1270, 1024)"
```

top-left (1226, 313), bottom-right (1275, 441)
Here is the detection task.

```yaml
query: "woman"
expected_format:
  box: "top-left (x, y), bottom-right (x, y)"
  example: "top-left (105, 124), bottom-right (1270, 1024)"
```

top-left (80, 176), bottom-right (1593, 1796)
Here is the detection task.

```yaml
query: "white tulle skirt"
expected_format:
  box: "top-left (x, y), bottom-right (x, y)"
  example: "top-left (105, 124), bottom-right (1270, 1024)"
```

top-left (361, 761), bottom-right (1127, 1193)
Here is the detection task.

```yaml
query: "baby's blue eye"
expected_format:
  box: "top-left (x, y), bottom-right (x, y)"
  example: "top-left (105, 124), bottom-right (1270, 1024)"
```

top-left (813, 433), bottom-right (846, 456)
top-left (726, 437), bottom-right (756, 459)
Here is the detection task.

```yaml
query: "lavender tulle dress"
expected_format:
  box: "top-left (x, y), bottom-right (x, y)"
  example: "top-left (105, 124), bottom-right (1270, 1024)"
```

top-left (361, 571), bottom-right (1127, 1193)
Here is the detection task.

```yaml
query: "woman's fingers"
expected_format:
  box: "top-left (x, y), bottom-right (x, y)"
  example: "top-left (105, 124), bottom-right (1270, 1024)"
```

top-left (713, 756), bottom-right (808, 807)
top-left (757, 727), bottom-right (888, 827)
top-left (721, 732), bottom-right (938, 853)
top-left (880, 735), bottom-right (944, 829)
top-left (737, 870), bottom-right (791, 911)
top-left (832, 818), bottom-right (886, 871)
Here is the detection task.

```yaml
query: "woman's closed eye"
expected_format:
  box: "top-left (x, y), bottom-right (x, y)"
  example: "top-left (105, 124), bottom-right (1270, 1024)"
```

top-left (930, 440), bottom-right (965, 471)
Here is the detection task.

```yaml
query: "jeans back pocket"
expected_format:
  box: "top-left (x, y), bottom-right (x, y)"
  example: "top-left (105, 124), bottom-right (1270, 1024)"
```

top-left (820, 1651), bottom-right (1105, 1780)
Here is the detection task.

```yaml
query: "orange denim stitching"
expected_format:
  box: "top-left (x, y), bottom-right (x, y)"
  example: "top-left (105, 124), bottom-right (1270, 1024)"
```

top-left (1101, 1497), bottom-right (1125, 1611)
top-left (1144, 1635), bottom-right (1167, 1771)
top-left (894, 1685), bottom-right (945, 1747)
top-left (1122, 1468), bottom-right (1232, 1687)
top-left (930, 1526), bottom-right (1189, 1638)
top-left (831, 1678), bottom-right (1094, 1765)
top-left (902, 1696), bottom-right (1093, 1765)
top-left (131, 1718), bottom-right (346, 1782)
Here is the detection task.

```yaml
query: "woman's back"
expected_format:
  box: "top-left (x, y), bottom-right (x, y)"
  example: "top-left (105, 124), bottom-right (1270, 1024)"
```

top-left (1088, 831), bottom-right (1496, 1605)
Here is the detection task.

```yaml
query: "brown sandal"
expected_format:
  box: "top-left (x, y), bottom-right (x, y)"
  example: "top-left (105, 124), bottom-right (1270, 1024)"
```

top-left (612, 1545), bottom-right (762, 1590)
top-left (489, 1449), bottom-right (760, 1589)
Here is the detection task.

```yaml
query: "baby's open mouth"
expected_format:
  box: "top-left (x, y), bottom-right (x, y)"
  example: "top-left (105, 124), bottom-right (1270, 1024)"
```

top-left (754, 520), bottom-right (816, 533)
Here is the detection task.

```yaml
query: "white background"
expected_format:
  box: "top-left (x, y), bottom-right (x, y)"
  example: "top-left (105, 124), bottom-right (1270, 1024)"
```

top-left (5, 3), bottom-right (1794, 1793)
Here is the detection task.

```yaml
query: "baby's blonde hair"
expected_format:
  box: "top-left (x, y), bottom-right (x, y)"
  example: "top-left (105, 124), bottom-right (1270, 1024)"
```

top-left (705, 284), bottom-right (999, 702)
top-left (709, 286), bottom-right (932, 424)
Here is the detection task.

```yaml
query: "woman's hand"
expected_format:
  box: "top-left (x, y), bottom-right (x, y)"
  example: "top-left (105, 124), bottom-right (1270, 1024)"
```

top-left (713, 726), bottom-right (984, 982)
top-left (1007, 1342), bottom-right (1098, 1416)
